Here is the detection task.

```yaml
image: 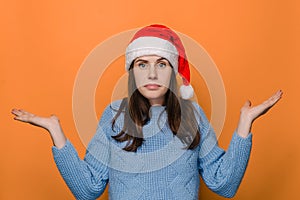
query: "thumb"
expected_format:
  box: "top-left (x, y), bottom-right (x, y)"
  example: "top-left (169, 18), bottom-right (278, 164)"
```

top-left (243, 100), bottom-right (251, 108)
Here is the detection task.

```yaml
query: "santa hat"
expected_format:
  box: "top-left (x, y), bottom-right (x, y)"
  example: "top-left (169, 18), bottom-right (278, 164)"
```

top-left (125, 24), bottom-right (194, 99)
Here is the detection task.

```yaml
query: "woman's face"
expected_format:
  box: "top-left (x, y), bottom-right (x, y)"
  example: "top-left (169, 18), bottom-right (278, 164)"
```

top-left (133, 55), bottom-right (172, 106)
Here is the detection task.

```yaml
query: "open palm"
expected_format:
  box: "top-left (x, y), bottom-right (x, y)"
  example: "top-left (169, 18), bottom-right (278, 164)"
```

top-left (240, 90), bottom-right (283, 122)
top-left (11, 109), bottom-right (59, 131)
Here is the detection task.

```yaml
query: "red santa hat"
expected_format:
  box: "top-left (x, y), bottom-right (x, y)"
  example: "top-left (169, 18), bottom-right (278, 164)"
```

top-left (125, 24), bottom-right (194, 99)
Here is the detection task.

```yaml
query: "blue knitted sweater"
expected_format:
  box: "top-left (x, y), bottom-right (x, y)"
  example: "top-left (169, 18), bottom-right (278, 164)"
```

top-left (52, 100), bottom-right (252, 200)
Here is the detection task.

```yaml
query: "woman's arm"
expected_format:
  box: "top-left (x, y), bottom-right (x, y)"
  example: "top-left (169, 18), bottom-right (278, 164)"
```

top-left (197, 90), bottom-right (283, 198)
top-left (11, 108), bottom-right (110, 199)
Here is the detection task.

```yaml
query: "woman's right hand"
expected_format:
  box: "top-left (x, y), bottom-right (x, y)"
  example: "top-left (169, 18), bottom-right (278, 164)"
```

top-left (11, 109), bottom-right (67, 149)
top-left (12, 109), bottom-right (59, 130)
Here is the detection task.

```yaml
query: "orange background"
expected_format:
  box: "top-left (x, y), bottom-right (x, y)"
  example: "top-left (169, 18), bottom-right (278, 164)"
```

top-left (1, 1), bottom-right (299, 199)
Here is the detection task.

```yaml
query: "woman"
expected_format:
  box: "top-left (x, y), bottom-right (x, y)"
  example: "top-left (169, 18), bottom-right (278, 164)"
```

top-left (12, 24), bottom-right (282, 199)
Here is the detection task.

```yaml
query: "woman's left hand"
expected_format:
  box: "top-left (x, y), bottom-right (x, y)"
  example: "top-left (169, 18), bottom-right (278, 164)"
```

top-left (236, 90), bottom-right (283, 138)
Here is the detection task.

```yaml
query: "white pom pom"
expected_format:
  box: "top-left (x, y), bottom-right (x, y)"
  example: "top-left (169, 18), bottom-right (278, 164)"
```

top-left (180, 84), bottom-right (194, 99)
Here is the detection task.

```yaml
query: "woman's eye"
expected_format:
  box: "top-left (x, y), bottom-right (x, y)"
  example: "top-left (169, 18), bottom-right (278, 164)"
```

top-left (138, 63), bottom-right (147, 69)
top-left (158, 62), bottom-right (166, 68)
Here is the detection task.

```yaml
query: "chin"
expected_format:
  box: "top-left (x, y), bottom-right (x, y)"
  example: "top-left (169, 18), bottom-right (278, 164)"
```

top-left (142, 93), bottom-right (164, 100)
top-left (138, 88), bottom-right (168, 104)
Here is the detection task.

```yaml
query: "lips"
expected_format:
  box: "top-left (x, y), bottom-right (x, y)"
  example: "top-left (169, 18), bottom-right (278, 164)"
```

top-left (144, 84), bottom-right (161, 90)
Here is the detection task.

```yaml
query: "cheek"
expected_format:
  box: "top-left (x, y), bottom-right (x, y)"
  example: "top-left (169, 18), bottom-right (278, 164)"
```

top-left (133, 70), bottom-right (146, 88)
top-left (159, 70), bottom-right (172, 87)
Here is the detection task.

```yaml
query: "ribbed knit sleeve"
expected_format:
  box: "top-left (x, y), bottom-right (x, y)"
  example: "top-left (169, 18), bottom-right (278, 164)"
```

top-left (194, 103), bottom-right (252, 198)
top-left (51, 105), bottom-right (113, 200)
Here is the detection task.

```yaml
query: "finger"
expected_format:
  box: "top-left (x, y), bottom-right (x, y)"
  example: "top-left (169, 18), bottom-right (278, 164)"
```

top-left (268, 90), bottom-right (282, 104)
top-left (50, 114), bottom-right (60, 122)
top-left (242, 100), bottom-right (251, 108)
top-left (50, 114), bottom-right (58, 119)
top-left (273, 90), bottom-right (283, 99)
top-left (270, 90), bottom-right (282, 100)
top-left (13, 116), bottom-right (22, 121)
top-left (277, 90), bottom-right (283, 99)
top-left (262, 90), bottom-right (283, 108)
top-left (11, 109), bottom-right (23, 116)
top-left (19, 109), bottom-right (31, 115)
top-left (13, 115), bottom-right (28, 122)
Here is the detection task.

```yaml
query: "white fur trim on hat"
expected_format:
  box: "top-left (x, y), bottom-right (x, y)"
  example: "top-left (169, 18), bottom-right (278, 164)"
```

top-left (125, 37), bottom-right (178, 73)
top-left (180, 84), bottom-right (194, 99)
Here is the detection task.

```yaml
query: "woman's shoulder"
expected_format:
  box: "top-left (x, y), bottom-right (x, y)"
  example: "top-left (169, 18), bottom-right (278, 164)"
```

top-left (97, 99), bottom-right (125, 128)
top-left (110, 99), bottom-right (125, 111)
top-left (188, 100), bottom-right (210, 128)
top-left (102, 99), bottom-right (126, 114)
top-left (190, 100), bottom-right (206, 116)
top-left (98, 99), bottom-right (126, 123)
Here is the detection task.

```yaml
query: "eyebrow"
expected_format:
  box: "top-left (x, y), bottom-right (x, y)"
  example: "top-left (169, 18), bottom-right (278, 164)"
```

top-left (134, 57), bottom-right (168, 63)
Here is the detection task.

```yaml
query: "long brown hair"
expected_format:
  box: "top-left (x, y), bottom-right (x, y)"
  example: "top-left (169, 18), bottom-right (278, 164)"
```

top-left (111, 63), bottom-right (201, 152)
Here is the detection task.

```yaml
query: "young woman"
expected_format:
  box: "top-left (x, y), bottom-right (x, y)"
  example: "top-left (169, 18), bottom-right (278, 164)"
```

top-left (12, 24), bottom-right (282, 200)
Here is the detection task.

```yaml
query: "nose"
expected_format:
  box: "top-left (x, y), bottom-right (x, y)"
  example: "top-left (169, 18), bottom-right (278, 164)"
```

top-left (148, 64), bottom-right (157, 80)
